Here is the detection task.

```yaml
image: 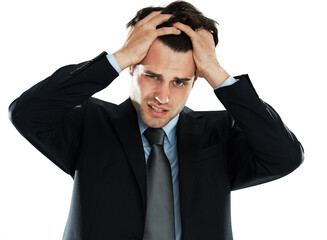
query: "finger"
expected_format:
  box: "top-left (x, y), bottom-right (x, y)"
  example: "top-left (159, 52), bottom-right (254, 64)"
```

top-left (125, 27), bottom-right (135, 42)
top-left (156, 27), bottom-right (181, 37)
top-left (148, 13), bottom-right (174, 28)
top-left (196, 28), bottom-right (214, 38)
top-left (173, 22), bottom-right (196, 39)
top-left (138, 11), bottom-right (162, 25)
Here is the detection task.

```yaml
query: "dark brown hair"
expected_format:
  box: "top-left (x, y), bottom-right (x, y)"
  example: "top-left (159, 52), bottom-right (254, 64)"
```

top-left (126, 1), bottom-right (218, 52)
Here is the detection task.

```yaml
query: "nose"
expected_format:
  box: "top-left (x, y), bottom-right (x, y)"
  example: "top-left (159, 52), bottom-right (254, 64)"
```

top-left (155, 83), bottom-right (170, 104)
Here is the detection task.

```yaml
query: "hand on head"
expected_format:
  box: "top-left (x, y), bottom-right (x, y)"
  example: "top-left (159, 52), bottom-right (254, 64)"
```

top-left (114, 3), bottom-right (229, 88)
top-left (113, 11), bottom-right (181, 71)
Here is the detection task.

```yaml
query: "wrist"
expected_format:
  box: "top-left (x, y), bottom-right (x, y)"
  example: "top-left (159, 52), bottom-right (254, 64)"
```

top-left (203, 63), bottom-right (230, 89)
top-left (113, 50), bottom-right (132, 71)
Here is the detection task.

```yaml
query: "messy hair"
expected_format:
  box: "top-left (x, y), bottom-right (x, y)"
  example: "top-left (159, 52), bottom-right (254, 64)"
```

top-left (126, 1), bottom-right (218, 52)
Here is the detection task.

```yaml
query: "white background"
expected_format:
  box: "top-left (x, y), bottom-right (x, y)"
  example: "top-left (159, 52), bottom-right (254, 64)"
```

top-left (1, 0), bottom-right (326, 239)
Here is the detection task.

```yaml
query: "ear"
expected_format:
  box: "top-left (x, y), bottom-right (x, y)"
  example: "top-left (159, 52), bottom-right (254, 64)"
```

top-left (129, 66), bottom-right (133, 76)
top-left (192, 75), bottom-right (198, 87)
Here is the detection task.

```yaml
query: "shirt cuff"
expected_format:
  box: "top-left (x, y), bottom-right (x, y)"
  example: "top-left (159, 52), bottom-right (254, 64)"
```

top-left (106, 54), bottom-right (122, 74)
top-left (213, 76), bottom-right (239, 90)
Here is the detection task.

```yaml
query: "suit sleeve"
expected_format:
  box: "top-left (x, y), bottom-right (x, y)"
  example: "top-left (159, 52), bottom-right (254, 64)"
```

top-left (214, 74), bottom-right (304, 190)
top-left (8, 52), bottom-right (119, 177)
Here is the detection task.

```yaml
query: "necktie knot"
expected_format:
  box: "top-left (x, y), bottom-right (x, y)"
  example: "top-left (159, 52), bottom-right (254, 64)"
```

top-left (144, 128), bottom-right (165, 146)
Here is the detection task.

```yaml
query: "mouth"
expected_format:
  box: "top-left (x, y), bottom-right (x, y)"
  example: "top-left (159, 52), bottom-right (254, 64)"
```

top-left (147, 103), bottom-right (169, 116)
top-left (149, 105), bottom-right (165, 112)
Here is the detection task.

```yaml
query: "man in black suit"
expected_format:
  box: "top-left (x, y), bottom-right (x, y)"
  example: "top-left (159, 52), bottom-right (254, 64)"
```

top-left (8, 1), bottom-right (304, 239)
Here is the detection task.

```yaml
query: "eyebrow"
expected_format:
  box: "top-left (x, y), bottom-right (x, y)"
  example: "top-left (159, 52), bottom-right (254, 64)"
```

top-left (144, 70), bottom-right (194, 81)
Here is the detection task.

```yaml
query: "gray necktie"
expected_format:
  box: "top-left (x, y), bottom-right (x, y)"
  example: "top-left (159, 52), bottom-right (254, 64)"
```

top-left (143, 128), bottom-right (175, 240)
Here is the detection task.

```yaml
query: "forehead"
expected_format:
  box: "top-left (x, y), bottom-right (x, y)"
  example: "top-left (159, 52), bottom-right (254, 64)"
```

top-left (139, 40), bottom-right (195, 77)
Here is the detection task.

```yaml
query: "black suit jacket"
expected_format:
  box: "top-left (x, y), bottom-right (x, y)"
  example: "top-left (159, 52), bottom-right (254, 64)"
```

top-left (9, 52), bottom-right (304, 240)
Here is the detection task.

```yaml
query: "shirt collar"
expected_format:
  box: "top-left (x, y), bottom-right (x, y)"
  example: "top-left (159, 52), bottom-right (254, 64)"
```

top-left (138, 114), bottom-right (179, 145)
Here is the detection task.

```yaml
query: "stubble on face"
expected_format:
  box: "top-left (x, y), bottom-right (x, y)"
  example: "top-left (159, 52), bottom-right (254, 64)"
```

top-left (129, 40), bottom-right (196, 128)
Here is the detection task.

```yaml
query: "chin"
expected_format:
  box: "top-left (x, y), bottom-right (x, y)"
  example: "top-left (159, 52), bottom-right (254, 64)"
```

top-left (144, 117), bottom-right (168, 129)
top-left (146, 121), bottom-right (166, 129)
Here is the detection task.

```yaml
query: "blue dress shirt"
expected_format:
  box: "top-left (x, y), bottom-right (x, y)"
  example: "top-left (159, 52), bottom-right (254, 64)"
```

top-left (106, 53), bottom-right (238, 240)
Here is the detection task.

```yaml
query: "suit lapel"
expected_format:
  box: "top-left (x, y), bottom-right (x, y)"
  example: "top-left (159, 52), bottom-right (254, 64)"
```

top-left (109, 99), bottom-right (147, 218)
top-left (177, 107), bottom-right (206, 230)
top-left (109, 100), bottom-right (206, 228)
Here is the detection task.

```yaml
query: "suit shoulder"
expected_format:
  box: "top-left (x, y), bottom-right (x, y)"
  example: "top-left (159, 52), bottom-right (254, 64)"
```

top-left (184, 106), bottom-right (229, 120)
top-left (199, 110), bottom-right (231, 127)
top-left (197, 109), bottom-right (228, 118)
top-left (183, 106), bottom-right (231, 128)
top-left (79, 97), bottom-right (119, 118)
top-left (87, 97), bottom-right (118, 109)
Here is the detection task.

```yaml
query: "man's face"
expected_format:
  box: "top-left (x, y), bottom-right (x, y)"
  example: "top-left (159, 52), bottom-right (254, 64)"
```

top-left (130, 39), bottom-right (197, 128)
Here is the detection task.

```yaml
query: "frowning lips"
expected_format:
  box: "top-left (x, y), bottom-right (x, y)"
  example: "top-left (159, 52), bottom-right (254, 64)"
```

top-left (147, 102), bottom-right (169, 113)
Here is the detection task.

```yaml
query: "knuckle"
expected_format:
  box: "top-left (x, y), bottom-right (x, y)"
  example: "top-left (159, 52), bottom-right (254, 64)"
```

top-left (193, 35), bottom-right (200, 42)
top-left (134, 21), bottom-right (141, 27)
top-left (159, 28), bottom-right (171, 35)
top-left (161, 28), bottom-right (169, 33)
top-left (138, 25), bottom-right (148, 32)
top-left (146, 30), bottom-right (156, 38)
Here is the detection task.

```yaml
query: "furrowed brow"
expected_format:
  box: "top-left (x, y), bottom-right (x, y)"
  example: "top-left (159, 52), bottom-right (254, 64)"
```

top-left (144, 70), bottom-right (193, 81)
top-left (144, 70), bottom-right (162, 78)
top-left (174, 76), bottom-right (194, 81)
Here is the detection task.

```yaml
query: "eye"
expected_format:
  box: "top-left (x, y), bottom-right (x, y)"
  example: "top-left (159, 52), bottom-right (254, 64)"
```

top-left (146, 75), bottom-right (158, 79)
top-left (174, 80), bottom-right (185, 86)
